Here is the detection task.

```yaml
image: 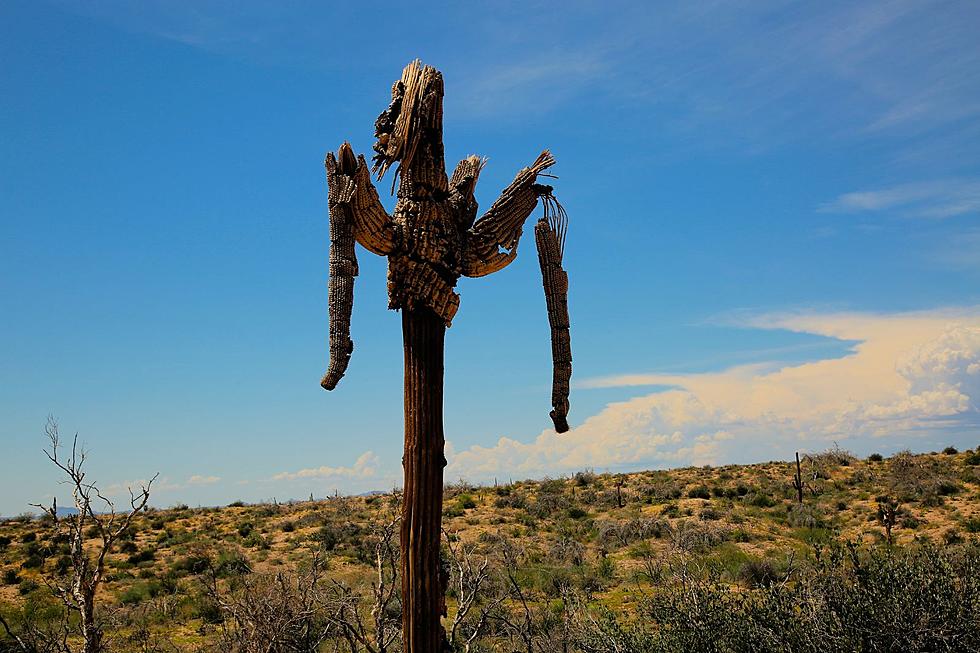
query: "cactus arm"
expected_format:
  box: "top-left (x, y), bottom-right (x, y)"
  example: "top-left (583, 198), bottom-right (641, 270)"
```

top-left (535, 215), bottom-right (571, 433)
top-left (350, 152), bottom-right (397, 255)
top-left (460, 150), bottom-right (555, 278)
top-left (320, 143), bottom-right (396, 390)
top-left (320, 146), bottom-right (359, 390)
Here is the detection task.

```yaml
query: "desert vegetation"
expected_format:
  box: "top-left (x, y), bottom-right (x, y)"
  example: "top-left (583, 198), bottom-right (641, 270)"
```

top-left (3, 441), bottom-right (980, 652)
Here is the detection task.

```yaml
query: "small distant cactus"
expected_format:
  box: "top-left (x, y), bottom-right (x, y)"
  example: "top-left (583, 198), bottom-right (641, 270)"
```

top-left (877, 496), bottom-right (899, 545)
top-left (793, 452), bottom-right (805, 504)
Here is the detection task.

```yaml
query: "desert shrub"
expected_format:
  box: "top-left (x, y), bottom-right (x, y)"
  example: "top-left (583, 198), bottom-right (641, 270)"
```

top-left (18, 579), bottom-right (39, 595)
top-left (596, 556), bottom-right (616, 579)
top-left (549, 538), bottom-right (586, 566)
top-left (699, 507), bottom-right (722, 521)
top-left (747, 492), bottom-right (777, 508)
top-left (457, 494), bottom-right (476, 510)
top-left (868, 452), bottom-right (884, 462)
top-left (237, 522), bottom-right (254, 538)
top-left (598, 518), bottom-right (670, 547)
top-left (0, 535), bottom-right (10, 552)
top-left (214, 551), bottom-right (251, 577)
top-left (965, 450), bottom-right (980, 466)
top-left (964, 517), bottom-right (980, 534)
top-left (21, 555), bottom-right (43, 569)
top-left (119, 584), bottom-right (148, 605)
top-left (529, 482), bottom-right (571, 517)
top-left (172, 554), bottom-right (210, 576)
top-left (888, 450), bottom-right (959, 505)
top-left (54, 555), bottom-right (71, 576)
top-left (671, 520), bottom-right (727, 552)
top-left (493, 490), bottom-right (526, 510)
top-left (738, 558), bottom-right (782, 588)
top-left (19, 532), bottom-right (36, 544)
top-left (569, 541), bottom-right (980, 653)
top-left (280, 521), bottom-right (295, 532)
top-left (228, 500), bottom-right (247, 508)
top-left (943, 446), bottom-right (959, 455)
top-left (787, 503), bottom-right (823, 529)
top-left (574, 469), bottom-right (597, 486)
top-left (243, 533), bottom-right (269, 549)
top-left (568, 507), bottom-right (587, 519)
top-left (687, 485), bottom-right (711, 500)
top-left (314, 525), bottom-right (340, 550)
top-left (127, 549), bottom-right (156, 565)
top-left (943, 528), bottom-right (963, 545)
top-left (3, 568), bottom-right (19, 585)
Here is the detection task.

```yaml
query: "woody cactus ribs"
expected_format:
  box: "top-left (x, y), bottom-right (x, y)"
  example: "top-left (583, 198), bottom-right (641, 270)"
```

top-left (319, 60), bottom-right (572, 652)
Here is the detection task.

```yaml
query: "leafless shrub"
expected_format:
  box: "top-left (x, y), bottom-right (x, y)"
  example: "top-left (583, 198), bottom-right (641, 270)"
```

top-left (3, 418), bottom-right (157, 653)
top-left (597, 518), bottom-right (671, 547)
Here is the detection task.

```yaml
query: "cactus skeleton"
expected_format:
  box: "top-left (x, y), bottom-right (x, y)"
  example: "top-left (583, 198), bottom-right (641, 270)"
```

top-left (318, 60), bottom-right (571, 653)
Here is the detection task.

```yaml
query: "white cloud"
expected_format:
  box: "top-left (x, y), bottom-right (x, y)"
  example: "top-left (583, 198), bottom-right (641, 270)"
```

top-left (271, 451), bottom-right (378, 481)
top-left (821, 179), bottom-right (980, 219)
top-left (447, 308), bottom-right (980, 481)
top-left (186, 474), bottom-right (220, 486)
top-left (104, 473), bottom-right (221, 496)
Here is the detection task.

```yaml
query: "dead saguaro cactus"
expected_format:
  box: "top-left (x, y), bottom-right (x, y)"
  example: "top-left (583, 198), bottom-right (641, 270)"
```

top-left (319, 60), bottom-right (571, 652)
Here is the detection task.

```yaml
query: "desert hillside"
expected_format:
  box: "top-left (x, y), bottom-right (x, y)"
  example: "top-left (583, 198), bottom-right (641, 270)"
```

top-left (2, 445), bottom-right (979, 651)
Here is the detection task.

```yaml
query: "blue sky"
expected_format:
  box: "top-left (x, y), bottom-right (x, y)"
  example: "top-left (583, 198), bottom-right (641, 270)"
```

top-left (2, 1), bottom-right (979, 515)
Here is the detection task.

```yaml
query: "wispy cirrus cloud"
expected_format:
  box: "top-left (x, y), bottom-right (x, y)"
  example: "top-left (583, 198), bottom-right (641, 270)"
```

top-left (820, 179), bottom-right (980, 219)
top-left (271, 451), bottom-right (378, 482)
top-left (448, 307), bottom-right (980, 481)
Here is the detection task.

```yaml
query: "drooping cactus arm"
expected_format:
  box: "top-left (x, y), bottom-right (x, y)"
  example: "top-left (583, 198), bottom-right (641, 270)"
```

top-left (460, 150), bottom-right (555, 278)
top-left (321, 146), bottom-right (359, 390)
top-left (321, 143), bottom-right (396, 391)
top-left (535, 209), bottom-right (571, 433)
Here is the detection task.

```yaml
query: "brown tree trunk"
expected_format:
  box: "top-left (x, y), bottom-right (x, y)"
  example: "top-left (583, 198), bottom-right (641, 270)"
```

top-left (401, 307), bottom-right (447, 652)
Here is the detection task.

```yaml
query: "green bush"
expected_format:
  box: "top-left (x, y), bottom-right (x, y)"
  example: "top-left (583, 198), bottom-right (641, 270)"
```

top-left (748, 493), bottom-right (777, 508)
top-left (17, 579), bottom-right (39, 595)
top-left (314, 525), bottom-right (339, 550)
top-left (119, 585), bottom-right (147, 605)
top-left (942, 446), bottom-right (959, 455)
top-left (687, 485), bottom-right (711, 500)
top-left (568, 507), bottom-right (587, 519)
top-left (572, 541), bottom-right (980, 653)
top-left (868, 453), bottom-right (884, 462)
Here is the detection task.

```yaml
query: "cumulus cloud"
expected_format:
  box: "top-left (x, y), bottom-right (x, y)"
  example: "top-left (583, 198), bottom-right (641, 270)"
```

top-left (447, 308), bottom-right (980, 481)
top-left (271, 451), bottom-right (378, 481)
